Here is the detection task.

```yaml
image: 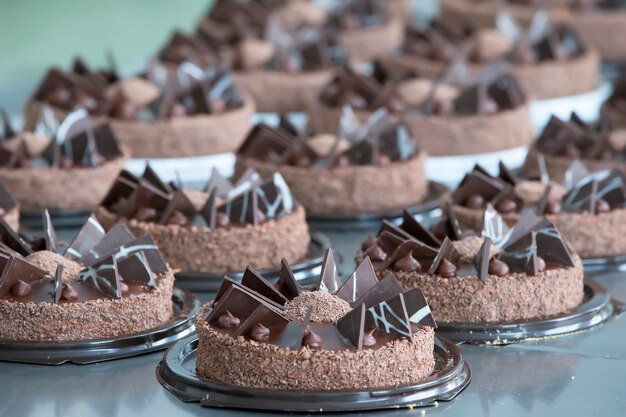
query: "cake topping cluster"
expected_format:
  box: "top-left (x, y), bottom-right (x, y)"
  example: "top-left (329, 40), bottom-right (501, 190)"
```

top-left (203, 248), bottom-right (436, 351)
top-left (101, 166), bottom-right (296, 228)
top-left (0, 108), bottom-right (123, 169)
top-left (360, 206), bottom-right (576, 279)
top-left (0, 213), bottom-right (168, 303)
top-left (238, 109), bottom-right (419, 168)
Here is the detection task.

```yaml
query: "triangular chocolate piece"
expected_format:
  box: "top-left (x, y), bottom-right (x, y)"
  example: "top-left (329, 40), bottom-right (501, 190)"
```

top-left (53, 264), bottom-right (64, 304)
top-left (79, 255), bottom-right (123, 299)
top-left (117, 252), bottom-right (157, 288)
top-left (275, 258), bottom-right (301, 300)
top-left (0, 257), bottom-right (47, 297)
top-left (534, 221), bottom-right (575, 267)
top-left (365, 293), bottom-right (412, 339)
top-left (204, 167), bottom-right (233, 197)
top-left (475, 237), bottom-right (492, 282)
top-left (0, 218), bottom-right (33, 256)
top-left (536, 185), bottom-right (552, 215)
top-left (274, 305), bottom-right (313, 350)
top-left (563, 160), bottom-right (590, 189)
top-left (64, 215), bottom-right (107, 261)
top-left (427, 238), bottom-right (461, 275)
top-left (78, 223), bottom-right (134, 266)
top-left (403, 288), bottom-right (437, 329)
top-left (42, 209), bottom-right (57, 253)
top-left (498, 161), bottom-right (519, 185)
top-left (335, 258), bottom-right (379, 304)
top-left (158, 189), bottom-right (196, 225)
top-left (481, 203), bottom-right (511, 246)
top-left (100, 170), bottom-right (140, 209)
top-left (218, 188), bottom-right (260, 225)
top-left (142, 164), bottom-right (172, 195)
top-left (232, 303), bottom-right (289, 340)
top-left (453, 171), bottom-right (508, 205)
top-left (336, 303), bottom-right (367, 350)
top-left (112, 235), bottom-right (168, 273)
top-left (255, 173), bottom-right (294, 220)
top-left (241, 266), bottom-right (289, 306)
top-left (400, 210), bottom-right (441, 247)
top-left (316, 248), bottom-right (340, 293)
top-left (353, 273), bottom-right (404, 308)
top-left (204, 284), bottom-right (284, 325)
top-left (214, 276), bottom-right (240, 303)
top-left (497, 233), bottom-right (541, 276)
top-left (200, 188), bottom-right (217, 228)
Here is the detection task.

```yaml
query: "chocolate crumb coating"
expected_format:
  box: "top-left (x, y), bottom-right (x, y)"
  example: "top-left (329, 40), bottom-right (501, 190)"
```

top-left (285, 291), bottom-right (351, 322)
top-left (25, 251), bottom-right (82, 277)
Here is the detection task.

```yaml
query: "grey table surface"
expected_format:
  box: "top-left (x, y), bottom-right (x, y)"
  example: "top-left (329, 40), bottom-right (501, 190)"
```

top-left (1, 225), bottom-right (626, 417)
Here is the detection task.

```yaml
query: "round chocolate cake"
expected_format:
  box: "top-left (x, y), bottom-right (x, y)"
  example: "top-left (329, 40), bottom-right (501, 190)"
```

top-left (0, 214), bottom-right (174, 342)
top-left (0, 108), bottom-right (128, 212)
top-left (312, 64), bottom-right (534, 156)
top-left (95, 166), bottom-right (310, 273)
top-left (358, 205), bottom-right (584, 324)
top-left (236, 109), bottom-right (428, 216)
top-left (455, 161), bottom-right (626, 259)
top-left (196, 249), bottom-right (436, 390)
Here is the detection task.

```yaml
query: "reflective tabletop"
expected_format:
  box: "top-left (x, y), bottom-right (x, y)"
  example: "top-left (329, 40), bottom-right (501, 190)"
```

top-left (1, 226), bottom-right (626, 417)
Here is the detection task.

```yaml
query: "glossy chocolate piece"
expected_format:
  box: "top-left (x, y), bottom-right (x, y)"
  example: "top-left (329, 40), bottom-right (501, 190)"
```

top-left (79, 255), bottom-right (123, 299)
top-left (317, 248), bottom-right (341, 293)
top-left (335, 257), bottom-right (379, 304)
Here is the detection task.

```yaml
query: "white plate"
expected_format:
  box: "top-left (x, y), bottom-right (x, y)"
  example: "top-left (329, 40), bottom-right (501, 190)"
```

top-left (425, 145), bottom-right (528, 188)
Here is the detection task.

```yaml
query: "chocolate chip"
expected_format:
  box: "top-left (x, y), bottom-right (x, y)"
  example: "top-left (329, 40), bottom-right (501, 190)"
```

top-left (249, 323), bottom-right (270, 342)
top-left (465, 194), bottom-right (485, 209)
top-left (61, 284), bottom-right (79, 301)
top-left (536, 256), bottom-right (546, 272)
top-left (216, 310), bottom-right (240, 329)
top-left (360, 235), bottom-right (377, 251)
top-left (362, 328), bottom-right (377, 348)
top-left (215, 212), bottom-right (230, 227)
top-left (392, 253), bottom-right (421, 272)
top-left (135, 207), bottom-right (158, 222)
top-left (437, 258), bottom-right (457, 278)
top-left (167, 210), bottom-right (189, 226)
top-left (595, 199), bottom-right (611, 214)
top-left (302, 330), bottom-right (322, 349)
top-left (364, 244), bottom-right (388, 262)
top-left (496, 197), bottom-right (517, 214)
top-left (10, 280), bottom-right (31, 297)
top-left (546, 200), bottom-right (562, 215)
top-left (488, 259), bottom-right (509, 276)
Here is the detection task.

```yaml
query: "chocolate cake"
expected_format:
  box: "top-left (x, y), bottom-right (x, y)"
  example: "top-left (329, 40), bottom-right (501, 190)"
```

top-left (0, 107), bottom-right (128, 212)
top-left (453, 162), bottom-right (626, 258)
top-left (235, 109), bottom-right (428, 215)
top-left (440, 0), bottom-right (626, 62)
top-left (522, 113), bottom-right (623, 180)
top-left (24, 59), bottom-right (254, 158)
top-left (0, 213), bottom-right (174, 342)
top-left (196, 249), bottom-right (436, 390)
top-left (312, 64), bottom-right (534, 156)
top-left (95, 166), bottom-right (310, 273)
top-left (357, 206), bottom-right (584, 323)
top-left (381, 13), bottom-right (599, 100)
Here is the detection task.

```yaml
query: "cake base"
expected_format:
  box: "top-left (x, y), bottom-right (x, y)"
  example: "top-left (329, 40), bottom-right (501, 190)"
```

top-left (95, 205), bottom-right (311, 273)
top-left (235, 152), bottom-right (429, 215)
top-left (339, 18), bottom-right (404, 63)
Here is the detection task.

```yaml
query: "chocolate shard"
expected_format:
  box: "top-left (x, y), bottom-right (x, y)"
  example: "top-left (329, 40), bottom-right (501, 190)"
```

top-left (487, 74), bottom-right (526, 110)
top-left (200, 188), bottom-right (218, 228)
top-left (498, 161), bottom-right (519, 185)
top-left (158, 189), bottom-right (196, 226)
top-left (142, 164), bottom-right (172, 195)
top-left (79, 255), bottom-right (123, 299)
top-left (353, 273), bottom-right (404, 309)
top-left (0, 256), bottom-right (48, 297)
top-left (427, 238), bottom-right (461, 275)
top-left (214, 276), bottom-right (240, 303)
top-left (274, 305), bottom-right (313, 350)
top-left (497, 232), bottom-right (541, 276)
top-left (563, 160), bottom-right (590, 189)
top-left (399, 210), bottom-right (441, 247)
top-left (316, 248), bottom-right (341, 293)
top-left (64, 215), bottom-right (107, 261)
top-left (204, 284), bottom-right (285, 326)
top-left (453, 170), bottom-right (508, 206)
top-left (388, 239), bottom-right (439, 270)
top-left (237, 124), bottom-right (293, 163)
top-left (241, 266), bottom-right (289, 306)
top-left (100, 170), bottom-right (140, 209)
top-left (275, 258), bottom-right (301, 300)
top-left (204, 167), bottom-right (233, 197)
top-left (336, 303), bottom-right (367, 350)
top-left (0, 108), bottom-right (16, 139)
top-left (0, 218), bottom-right (33, 257)
top-left (53, 264), bottom-right (64, 303)
top-left (42, 209), bottom-right (57, 253)
top-left (335, 257), bottom-right (379, 304)
top-left (562, 170), bottom-right (626, 213)
top-left (365, 293), bottom-right (412, 339)
top-left (111, 234), bottom-right (169, 273)
top-left (376, 230), bottom-right (406, 257)
top-left (499, 208), bottom-right (542, 249)
top-left (78, 223), bottom-right (134, 266)
top-left (218, 188), bottom-right (260, 226)
top-left (403, 288), bottom-right (437, 329)
top-left (255, 173), bottom-right (294, 220)
top-left (117, 252), bottom-right (157, 288)
top-left (534, 220), bottom-right (576, 267)
top-left (432, 202), bottom-right (463, 241)
top-left (0, 183), bottom-right (16, 211)
top-left (481, 203), bottom-right (511, 246)
top-left (232, 303), bottom-right (289, 340)
top-left (475, 237), bottom-right (492, 282)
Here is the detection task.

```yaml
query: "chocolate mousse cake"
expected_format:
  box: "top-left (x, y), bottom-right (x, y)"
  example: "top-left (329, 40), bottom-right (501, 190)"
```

top-left (0, 107), bottom-right (128, 212)
top-left (0, 213), bottom-right (174, 342)
top-left (24, 59), bottom-right (254, 158)
top-left (235, 109), bottom-right (429, 216)
top-left (358, 207), bottom-right (584, 323)
top-left (381, 13), bottom-right (599, 100)
top-left (196, 249), bottom-right (437, 390)
top-left (440, 0), bottom-right (626, 62)
top-left (95, 166), bottom-right (309, 273)
top-left (522, 113), bottom-right (621, 180)
top-left (452, 162), bottom-right (626, 259)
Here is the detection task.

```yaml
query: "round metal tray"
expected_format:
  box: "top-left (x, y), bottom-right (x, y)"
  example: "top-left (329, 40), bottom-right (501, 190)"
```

top-left (306, 181), bottom-right (447, 231)
top-left (174, 232), bottom-right (331, 292)
top-left (156, 335), bottom-right (471, 412)
top-left (0, 287), bottom-right (200, 365)
top-left (583, 255), bottom-right (626, 275)
top-left (436, 280), bottom-right (618, 345)
top-left (20, 209), bottom-right (92, 230)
